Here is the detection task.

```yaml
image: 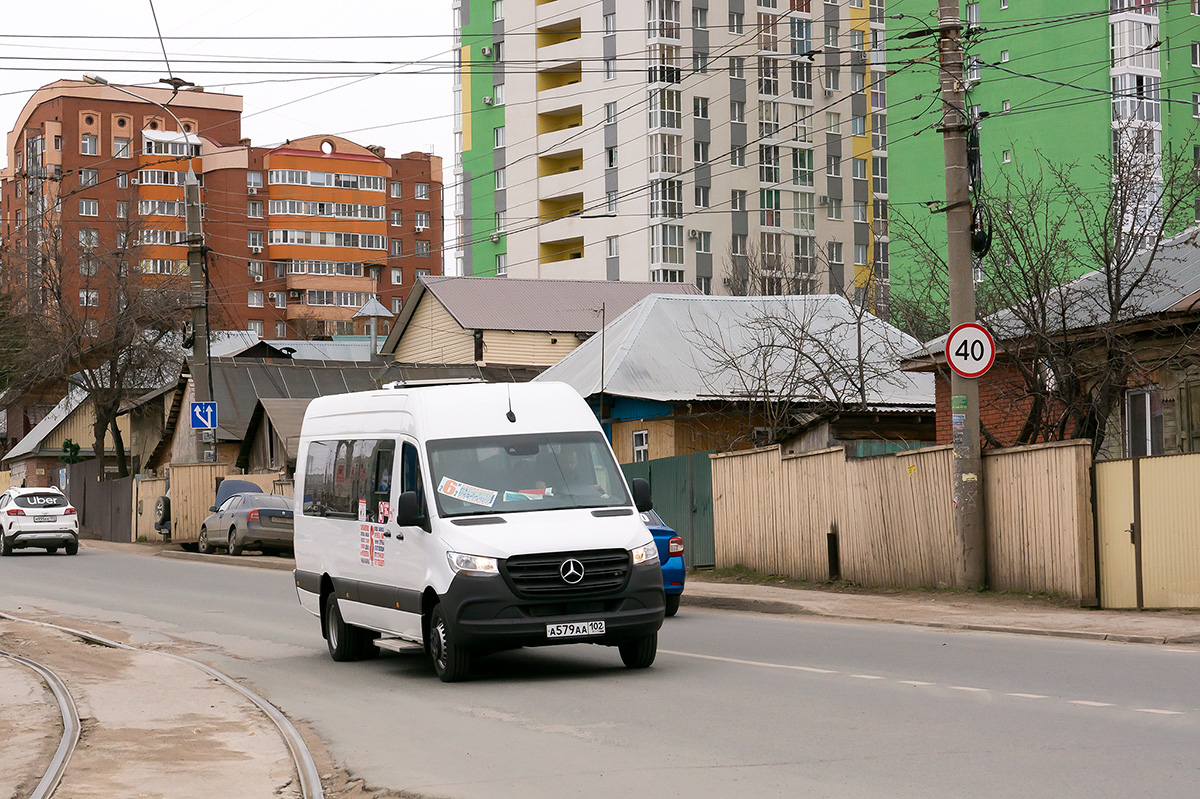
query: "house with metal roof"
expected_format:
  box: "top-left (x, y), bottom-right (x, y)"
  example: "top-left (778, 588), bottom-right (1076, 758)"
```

top-left (377, 276), bottom-right (702, 377)
top-left (536, 294), bottom-right (935, 463)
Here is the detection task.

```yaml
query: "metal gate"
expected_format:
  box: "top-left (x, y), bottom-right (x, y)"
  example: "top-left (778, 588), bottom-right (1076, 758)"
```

top-left (622, 451), bottom-right (715, 569)
top-left (1096, 453), bottom-right (1200, 609)
top-left (64, 461), bottom-right (134, 542)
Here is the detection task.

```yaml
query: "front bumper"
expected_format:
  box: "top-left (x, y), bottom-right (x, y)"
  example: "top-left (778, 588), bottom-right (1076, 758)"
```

top-left (442, 560), bottom-right (665, 651)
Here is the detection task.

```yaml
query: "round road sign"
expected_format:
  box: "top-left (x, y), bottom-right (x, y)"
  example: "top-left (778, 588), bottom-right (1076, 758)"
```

top-left (945, 323), bottom-right (996, 379)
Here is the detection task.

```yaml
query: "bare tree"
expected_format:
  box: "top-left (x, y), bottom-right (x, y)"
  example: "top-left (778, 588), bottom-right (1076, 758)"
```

top-left (1, 200), bottom-right (188, 475)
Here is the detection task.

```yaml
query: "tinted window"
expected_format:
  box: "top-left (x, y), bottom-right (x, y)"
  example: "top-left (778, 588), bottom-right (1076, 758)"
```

top-left (304, 438), bottom-right (396, 521)
top-left (219, 496), bottom-right (242, 513)
top-left (16, 493), bottom-right (67, 508)
top-left (251, 495), bottom-right (292, 509)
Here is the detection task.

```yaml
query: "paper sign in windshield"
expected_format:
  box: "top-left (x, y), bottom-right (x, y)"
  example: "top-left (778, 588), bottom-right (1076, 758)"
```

top-left (503, 489), bottom-right (546, 502)
top-left (438, 477), bottom-right (497, 507)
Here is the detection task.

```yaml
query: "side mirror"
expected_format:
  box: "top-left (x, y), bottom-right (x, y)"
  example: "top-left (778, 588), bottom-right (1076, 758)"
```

top-left (630, 478), bottom-right (653, 513)
top-left (396, 491), bottom-right (422, 527)
top-left (209, 505), bottom-right (218, 513)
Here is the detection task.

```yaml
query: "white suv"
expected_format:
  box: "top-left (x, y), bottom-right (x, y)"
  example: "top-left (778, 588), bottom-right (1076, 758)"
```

top-left (0, 487), bottom-right (79, 556)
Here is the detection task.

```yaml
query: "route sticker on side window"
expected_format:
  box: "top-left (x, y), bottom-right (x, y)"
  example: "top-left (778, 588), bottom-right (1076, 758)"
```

top-left (437, 477), bottom-right (498, 507)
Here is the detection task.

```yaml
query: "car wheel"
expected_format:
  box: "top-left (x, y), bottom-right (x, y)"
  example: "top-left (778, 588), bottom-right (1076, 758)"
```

top-left (618, 633), bottom-right (657, 669)
top-left (429, 603), bottom-right (470, 682)
top-left (323, 592), bottom-right (365, 662)
top-left (0, 535), bottom-right (11, 557)
top-left (65, 541), bottom-right (78, 556)
top-left (665, 594), bottom-right (681, 617)
top-left (46, 547), bottom-right (58, 555)
top-left (197, 527), bottom-right (214, 555)
top-left (227, 527), bottom-right (244, 556)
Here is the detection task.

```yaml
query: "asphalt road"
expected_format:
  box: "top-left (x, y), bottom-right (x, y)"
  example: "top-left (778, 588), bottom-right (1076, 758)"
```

top-left (3, 547), bottom-right (1198, 798)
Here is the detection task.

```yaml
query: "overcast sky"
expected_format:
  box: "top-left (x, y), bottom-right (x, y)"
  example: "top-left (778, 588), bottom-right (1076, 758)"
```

top-left (2, 0), bottom-right (456, 263)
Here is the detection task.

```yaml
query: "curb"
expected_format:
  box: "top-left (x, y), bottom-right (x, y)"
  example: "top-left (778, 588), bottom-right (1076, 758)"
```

top-left (679, 593), bottom-right (1193, 647)
top-left (158, 550), bottom-right (295, 572)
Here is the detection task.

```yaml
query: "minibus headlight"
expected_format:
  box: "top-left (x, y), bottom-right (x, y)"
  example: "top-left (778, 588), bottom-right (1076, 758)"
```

top-left (632, 541), bottom-right (659, 566)
top-left (447, 551), bottom-right (500, 576)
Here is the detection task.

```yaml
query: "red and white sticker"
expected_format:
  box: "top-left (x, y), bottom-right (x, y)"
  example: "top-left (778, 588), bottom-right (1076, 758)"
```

top-left (946, 323), bottom-right (996, 379)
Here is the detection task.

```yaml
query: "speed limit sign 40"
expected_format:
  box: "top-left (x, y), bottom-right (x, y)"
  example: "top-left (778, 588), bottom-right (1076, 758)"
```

top-left (946, 323), bottom-right (996, 378)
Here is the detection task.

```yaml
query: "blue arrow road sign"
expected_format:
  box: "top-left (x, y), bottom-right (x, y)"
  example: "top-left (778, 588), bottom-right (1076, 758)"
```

top-left (190, 401), bottom-right (218, 430)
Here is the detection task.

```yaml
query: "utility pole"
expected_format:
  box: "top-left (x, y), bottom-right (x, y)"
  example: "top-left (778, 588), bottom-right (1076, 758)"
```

top-left (937, 0), bottom-right (986, 589)
top-left (185, 171), bottom-right (213, 463)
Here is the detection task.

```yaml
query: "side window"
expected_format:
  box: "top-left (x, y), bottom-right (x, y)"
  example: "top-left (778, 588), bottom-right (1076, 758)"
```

top-left (304, 438), bottom-right (397, 520)
top-left (401, 442), bottom-right (427, 520)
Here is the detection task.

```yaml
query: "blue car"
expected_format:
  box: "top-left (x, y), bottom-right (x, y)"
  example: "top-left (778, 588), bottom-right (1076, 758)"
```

top-left (641, 510), bottom-right (685, 617)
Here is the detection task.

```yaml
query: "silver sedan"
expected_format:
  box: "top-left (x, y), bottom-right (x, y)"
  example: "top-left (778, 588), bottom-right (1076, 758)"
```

top-left (198, 493), bottom-right (294, 556)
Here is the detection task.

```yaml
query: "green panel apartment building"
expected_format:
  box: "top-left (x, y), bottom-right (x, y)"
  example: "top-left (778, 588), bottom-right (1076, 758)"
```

top-left (889, 0), bottom-right (1200, 309)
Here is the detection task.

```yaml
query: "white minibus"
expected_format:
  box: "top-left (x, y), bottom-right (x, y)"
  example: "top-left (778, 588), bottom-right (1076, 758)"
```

top-left (293, 381), bottom-right (665, 681)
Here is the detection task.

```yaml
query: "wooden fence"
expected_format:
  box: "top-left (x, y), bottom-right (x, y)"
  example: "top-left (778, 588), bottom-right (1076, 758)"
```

top-left (712, 440), bottom-right (1096, 602)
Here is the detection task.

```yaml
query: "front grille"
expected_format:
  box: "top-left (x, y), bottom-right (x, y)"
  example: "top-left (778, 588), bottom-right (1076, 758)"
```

top-left (503, 549), bottom-right (631, 599)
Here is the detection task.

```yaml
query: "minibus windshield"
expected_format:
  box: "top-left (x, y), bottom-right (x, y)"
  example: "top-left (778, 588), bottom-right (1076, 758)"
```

top-left (427, 432), bottom-right (630, 517)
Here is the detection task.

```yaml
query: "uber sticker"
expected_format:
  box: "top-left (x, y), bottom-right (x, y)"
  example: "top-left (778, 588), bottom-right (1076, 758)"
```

top-left (437, 477), bottom-right (497, 507)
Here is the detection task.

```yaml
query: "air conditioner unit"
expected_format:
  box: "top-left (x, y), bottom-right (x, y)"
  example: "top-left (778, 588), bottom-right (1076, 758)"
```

top-left (482, 96), bottom-right (494, 106)
top-left (250, 246), bottom-right (263, 254)
top-left (687, 229), bottom-right (698, 239)
top-left (817, 195), bottom-right (829, 205)
top-left (248, 186), bottom-right (258, 195)
top-left (822, 89), bottom-right (833, 98)
top-left (480, 46), bottom-right (492, 57)
top-left (254, 275), bottom-right (263, 283)
top-left (267, 292), bottom-right (277, 302)
top-left (288, 288), bottom-right (303, 300)
top-left (130, 178), bottom-right (140, 185)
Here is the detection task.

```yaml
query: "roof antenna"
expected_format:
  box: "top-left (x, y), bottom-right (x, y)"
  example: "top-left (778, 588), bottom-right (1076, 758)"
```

top-left (505, 384), bottom-right (517, 423)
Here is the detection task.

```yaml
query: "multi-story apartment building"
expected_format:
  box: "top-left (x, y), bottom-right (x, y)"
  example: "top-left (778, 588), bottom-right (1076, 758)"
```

top-left (0, 79), bottom-right (443, 340)
top-left (454, 0), bottom-right (890, 306)
top-left (889, 1), bottom-right (1200, 307)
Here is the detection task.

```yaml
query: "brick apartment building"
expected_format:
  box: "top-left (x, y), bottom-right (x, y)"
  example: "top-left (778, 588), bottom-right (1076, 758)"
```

top-left (0, 79), bottom-right (443, 342)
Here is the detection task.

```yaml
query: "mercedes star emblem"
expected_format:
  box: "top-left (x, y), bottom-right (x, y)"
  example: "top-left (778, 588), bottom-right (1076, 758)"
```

top-left (560, 558), bottom-right (585, 584)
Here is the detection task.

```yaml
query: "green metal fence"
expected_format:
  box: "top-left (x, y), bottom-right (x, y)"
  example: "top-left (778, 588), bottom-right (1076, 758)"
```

top-left (622, 451), bottom-right (715, 568)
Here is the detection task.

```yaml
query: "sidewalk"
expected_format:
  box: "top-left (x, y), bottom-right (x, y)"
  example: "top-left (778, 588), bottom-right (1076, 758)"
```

top-left (682, 576), bottom-right (1200, 645)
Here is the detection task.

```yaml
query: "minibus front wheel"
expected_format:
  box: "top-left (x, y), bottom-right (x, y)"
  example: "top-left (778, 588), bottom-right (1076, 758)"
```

top-left (429, 603), bottom-right (471, 683)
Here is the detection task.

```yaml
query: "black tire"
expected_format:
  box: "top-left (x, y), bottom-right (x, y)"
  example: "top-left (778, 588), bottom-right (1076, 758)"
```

top-left (618, 633), bottom-right (658, 669)
top-left (0, 535), bottom-right (9, 556)
top-left (323, 592), bottom-right (368, 662)
top-left (154, 495), bottom-right (171, 526)
top-left (227, 527), bottom-right (244, 556)
top-left (429, 604), bottom-right (470, 682)
top-left (665, 594), bottom-right (681, 617)
top-left (197, 527), bottom-right (214, 555)
top-left (65, 541), bottom-right (78, 556)
top-left (46, 547), bottom-right (58, 555)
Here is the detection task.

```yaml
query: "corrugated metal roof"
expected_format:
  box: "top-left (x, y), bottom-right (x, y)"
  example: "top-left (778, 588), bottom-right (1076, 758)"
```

top-left (381, 277), bottom-right (703, 353)
top-left (907, 226), bottom-right (1200, 362)
top-left (536, 294), bottom-right (934, 407)
top-left (203, 332), bottom-right (373, 362)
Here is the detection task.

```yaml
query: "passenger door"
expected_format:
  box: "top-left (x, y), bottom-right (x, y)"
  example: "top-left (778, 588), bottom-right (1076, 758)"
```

top-left (381, 440), bottom-right (427, 639)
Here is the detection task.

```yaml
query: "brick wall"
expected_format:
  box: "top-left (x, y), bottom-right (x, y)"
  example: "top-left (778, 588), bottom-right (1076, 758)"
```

top-left (935, 359), bottom-right (1059, 448)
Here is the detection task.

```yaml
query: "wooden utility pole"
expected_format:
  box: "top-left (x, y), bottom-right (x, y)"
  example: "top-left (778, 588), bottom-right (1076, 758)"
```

top-left (937, 0), bottom-right (986, 589)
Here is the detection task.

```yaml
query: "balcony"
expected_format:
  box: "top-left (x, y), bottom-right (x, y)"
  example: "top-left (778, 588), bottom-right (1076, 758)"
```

top-left (537, 105), bottom-right (583, 135)
top-left (536, 61), bottom-right (583, 95)
top-left (538, 149), bottom-right (583, 178)
top-left (536, 19), bottom-right (581, 49)
top-left (539, 192), bottom-right (583, 222)
top-left (538, 235), bottom-right (584, 265)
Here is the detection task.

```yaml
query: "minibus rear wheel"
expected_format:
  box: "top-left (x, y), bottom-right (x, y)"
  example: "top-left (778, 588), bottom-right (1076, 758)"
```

top-left (324, 592), bottom-right (370, 662)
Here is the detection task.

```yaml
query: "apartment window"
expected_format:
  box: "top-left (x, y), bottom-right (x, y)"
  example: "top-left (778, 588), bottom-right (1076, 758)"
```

top-left (632, 430), bottom-right (649, 462)
top-left (114, 137), bottom-right (130, 159)
top-left (825, 68), bottom-right (840, 92)
top-left (392, 297), bottom-right (404, 315)
top-left (81, 134), bottom-right (98, 156)
top-left (415, 183), bottom-right (429, 200)
top-left (391, 210), bottom-right (402, 226)
top-left (825, 25), bottom-right (838, 48)
top-left (607, 146), bottom-right (619, 168)
top-left (854, 244), bottom-right (869, 267)
top-left (693, 141), bottom-right (708, 164)
top-left (760, 189), bottom-right (781, 227)
top-left (607, 191), bottom-right (619, 212)
top-left (247, 171), bottom-right (263, 188)
top-left (1002, 100), bottom-right (1011, 113)
top-left (791, 19), bottom-right (811, 54)
top-left (827, 155), bottom-right (842, 177)
top-left (732, 234), bottom-right (747, 256)
top-left (80, 289), bottom-right (99, 307)
top-left (495, 168), bottom-right (506, 190)
top-left (495, 253), bottom-right (507, 276)
top-left (851, 115), bottom-right (866, 136)
top-left (1192, 42), bottom-right (1200, 68)
top-left (693, 51), bottom-right (709, 73)
top-left (872, 113), bottom-right (887, 150)
top-left (493, 84), bottom-right (505, 104)
top-left (415, 240), bottom-right (431, 257)
top-left (871, 74), bottom-right (886, 108)
top-left (828, 241), bottom-right (844, 270)
top-left (791, 61), bottom-right (813, 99)
top-left (729, 12), bottom-right (744, 33)
top-left (79, 256), bottom-right (97, 276)
top-left (415, 211), bottom-right (430, 230)
top-left (1194, 93), bottom-right (1200, 119)
top-left (758, 56), bottom-right (779, 95)
top-left (494, 126), bottom-right (506, 148)
top-left (247, 320), bottom-right (264, 337)
top-left (731, 189), bottom-right (747, 211)
top-left (729, 57), bottom-right (745, 78)
top-left (275, 321), bottom-right (287, 338)
top-left (117, 172), bottom-right (128, 189)
top-left (391, 268), bottom-right (403, 285)
top-left (248, 200), bottom-right (263, 218)
top-left (54, 135), bottom-right (62, 151)
top-left (794, 235), bottom-right (815, 275)
top-left (248, 230), bottom-right (264, 248)
top-left (605, 58), bottom-right (617, 79)
top-left (694, 96), bottom-right (709, 118)
top-left (826, 197), bottom-right (843, 220)
top-left (604, 13), bottom-right (615, 34)
top-left (852, 157), bottom-right (868, 180)
top-left (696, 276), bottom-right (712, 295)
top-left (79, 229), bottom-right (99, 248)
top-left (966, 2), bottom-right (980, 25)
top-left (693, 7), bottom-right (707, 28)
top-left (1003, 148), bottom-right (1013, 163)
top-left (248, 290), bottom-right (264, 308)
top-left (651, 179), bottom-right (684, 218)
top-left (695, 185), bottom-right (710, 207)
top-left (695, 231), bottom-right (711, 253)
top-left (390, 181), bottom-right (402, 198)
top-left (650, 224), bottom-right (684, 266)
top-left (79, 199), bottom-right (98, 217)
top-left (493, 0), bottom-right (504, 22)
top-left (872, 156), bottom-right (888, 194)
top-left (794, 192), bottom-right (814, 231)
top-left (391, 239), bottom-right (403, 256)
top-left (760, 145), bottom-right (780, 183)
top-left (827, 112), bottom-right (841, 134)
top-left (605, 102), bottom-right (618, 124)
top-left (850, 30), bottom-right (865, 51)
top-left (854, 201), bottom-right (868, 222)
top-left (602, 235), bottom-right (618, 259)
top-left (731, 100), bottom-right (745, 122)
top-left (79, 169), bottom-right (99, 187)
top-left (649, 88), bottom-right (682, 128)
top-left (731, 146), bottom-right (746, 167)
top-left (116, 201), bottom-right (127, 219)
